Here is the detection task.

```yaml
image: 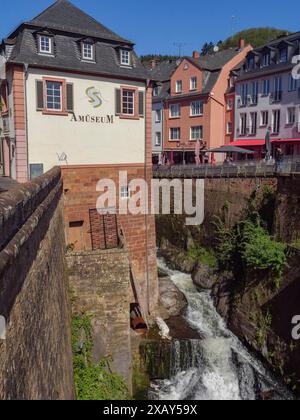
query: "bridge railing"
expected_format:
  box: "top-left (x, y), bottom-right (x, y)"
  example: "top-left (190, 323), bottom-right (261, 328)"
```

top-left (153, 158), bottom-right (300, 178)
top-left (153, 162), bottom-right (278, 178)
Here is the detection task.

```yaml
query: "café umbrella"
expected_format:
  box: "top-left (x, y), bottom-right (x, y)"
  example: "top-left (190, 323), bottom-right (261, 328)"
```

top-left (208, 145), bottom-right (255, 154)
top-left (195, 140), bottom-right (201, 164)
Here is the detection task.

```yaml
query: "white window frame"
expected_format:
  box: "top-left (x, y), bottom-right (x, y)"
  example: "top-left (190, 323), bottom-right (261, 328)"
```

top-left (169, 127), bottom-right (181, 141)
top-left (45, 80), bottom-right (62, 111)
top-left (120, 186), bottom-right (130, 199)
top-left (289, 74), bottom-right (297, 92)
top-left (82, 42), bottom-right (94, 61)
top-left (122, 89), bottom-right (135, 116)
top-left (262, 52), bottom-right (270, 67)
top-left (227, 122), bottom-right (233, 135)
top-left (190, 126), bottom-right (203, 141)
top-left (39, 35), bottom-right (52, 55)
top-left (279, 48), bottom-right (288, 63)
top-left (190, 76), bottom-right (197, 90)
top-left (260, 110), bottom-right (269, 127)
top-left (287, 107), bottom-right (296, 125)
top-left (272, 109), bottom-right (281, 134)
top-left (262, 79), bottom-right (270, 96)
top-left (249, 112), bottom-right (257, 135)
top-left (153, 87), bottom-right (159, 97)
top-left (155, 132), bottom-right (162, 146)
top-left (240, 113), bottom-right (247, 136)
top-left (120, 49), bottom-right (131, 66)
top-left (170, 104), bottom-right (181, 118)
top-left (227, 98), bottom-right (233, 111)
top-left (175, 80), bottom-right (182, 93)
top-left (190, 100), bottom-right (203, 116)
top-left (155, 109), bottom-right (162, 123)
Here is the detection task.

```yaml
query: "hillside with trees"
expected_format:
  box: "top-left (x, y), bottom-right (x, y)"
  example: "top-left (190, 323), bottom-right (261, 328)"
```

top-left (141, 28), bottom-right (291, 64)
top-left (219, 27), bottom-right (291, 50)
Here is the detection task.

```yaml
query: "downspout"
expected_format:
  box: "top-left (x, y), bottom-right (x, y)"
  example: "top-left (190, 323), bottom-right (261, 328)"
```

top-left (144, 78), bottom-right (151, 316)
top-left (208, 92), bottom-right (225, 149)
top-left (24, 63), bottom-right (29, 180)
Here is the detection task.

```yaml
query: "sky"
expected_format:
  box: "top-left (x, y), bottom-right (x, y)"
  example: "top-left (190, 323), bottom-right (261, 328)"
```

top-left (1, 0), bottom-right (300, 56)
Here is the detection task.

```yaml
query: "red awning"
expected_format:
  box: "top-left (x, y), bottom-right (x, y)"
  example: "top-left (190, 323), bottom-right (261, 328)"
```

top-left (272, 138), bottom-right (300, 143)
top-left (230, 140), bottom-right (266, 147)
top-left (232, 138), bottom-right (300, 148)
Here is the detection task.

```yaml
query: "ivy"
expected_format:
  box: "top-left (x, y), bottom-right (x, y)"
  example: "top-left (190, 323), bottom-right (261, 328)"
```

top-left (187, 246), bottom-right (217, 269)
top-left (72, 315), bottom-right (130, 400)
top-left (213, 211), bottom-right (287, 285)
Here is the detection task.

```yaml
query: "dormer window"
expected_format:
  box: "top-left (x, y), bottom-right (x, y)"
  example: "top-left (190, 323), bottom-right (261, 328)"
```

top-left (120, 49), bottom-right (131, 66)
top-left (262, 52), bottom-right (270, 67)
top-left (153, 86), bottom-right (159, 97)
top-left (82, 42), bottom-right (94, 61)
top-left (38, 35), bottom-right (52, 55)
top-left (279, 48), bottom-right (288, 63)
top-left (247, 56), bottom-right (255, 70)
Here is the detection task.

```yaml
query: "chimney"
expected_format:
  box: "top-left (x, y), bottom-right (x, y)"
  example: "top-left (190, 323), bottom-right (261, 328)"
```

top-left (238, 39), bottom-right (245, 50)
top-left (193, 51), bottom-right (200, 59)
top-left (151, 59), bottom-right (157, 69)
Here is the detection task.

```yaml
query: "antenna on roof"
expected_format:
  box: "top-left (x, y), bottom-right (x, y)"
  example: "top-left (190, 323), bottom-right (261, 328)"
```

top-left (231, 15), bottom-right (236, 35)
top-left (173, 42), bottom-right (187, 57)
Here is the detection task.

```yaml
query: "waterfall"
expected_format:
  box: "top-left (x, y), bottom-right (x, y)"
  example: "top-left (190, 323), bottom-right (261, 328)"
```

top-left (149, 258), bottom-right (293, 401)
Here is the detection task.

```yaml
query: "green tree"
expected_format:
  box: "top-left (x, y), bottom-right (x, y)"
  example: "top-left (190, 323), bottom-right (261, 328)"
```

top-left (220, 27), bottom-right (290, 50)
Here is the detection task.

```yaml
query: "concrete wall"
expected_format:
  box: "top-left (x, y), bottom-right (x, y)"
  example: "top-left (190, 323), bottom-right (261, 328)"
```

top-left (67, 249), bottom-right (132, 389)
top-left (0, 167), bottom-right (74, 400)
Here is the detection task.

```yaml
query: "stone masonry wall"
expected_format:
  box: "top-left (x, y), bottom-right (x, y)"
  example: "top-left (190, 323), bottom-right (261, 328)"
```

top-left (62, 165), bottom-right (158, 318)
top-left (0, 167), bottom-right (74, 400)
top-left (66, 249), bottom-right (132, 389)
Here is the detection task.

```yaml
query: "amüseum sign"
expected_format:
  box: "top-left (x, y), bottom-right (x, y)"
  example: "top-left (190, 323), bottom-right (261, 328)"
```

top-left (70, 114), bottom-right (114, 124)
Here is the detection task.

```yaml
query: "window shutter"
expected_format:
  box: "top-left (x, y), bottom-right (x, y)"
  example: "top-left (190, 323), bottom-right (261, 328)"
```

top-left (36, 80), bottom-right (44, 111)
top-left (115, 88), bottom-right (121, 115)
top-left (66, 83), bottom-right (74, 113)
top-left (138, 91), bottom-right (145, 117)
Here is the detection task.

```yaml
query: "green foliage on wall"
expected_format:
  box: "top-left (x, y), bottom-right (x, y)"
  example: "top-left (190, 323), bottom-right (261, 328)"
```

top-left (213, 188), bottom-right (287, 284)
top-left (72, 315), bottom-right (130, 401)
top-left (187, 246), bottom-right (217, 269)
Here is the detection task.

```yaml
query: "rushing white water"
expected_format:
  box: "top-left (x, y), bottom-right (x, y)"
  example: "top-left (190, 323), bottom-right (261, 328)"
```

top-left (149, 258), bottom-right (293, 401)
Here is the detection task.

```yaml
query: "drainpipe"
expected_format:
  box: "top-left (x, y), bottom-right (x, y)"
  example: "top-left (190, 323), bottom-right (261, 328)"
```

top-left (24, 63), bottom-right (29, 180)
top-left (144, 78), bottom-right (151, 316)
top-left (208, 92), bottom-right (225, 150)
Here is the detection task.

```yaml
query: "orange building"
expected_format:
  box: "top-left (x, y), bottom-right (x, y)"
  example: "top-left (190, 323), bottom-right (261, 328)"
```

top-left (161, 42), bottom-right (252, 163)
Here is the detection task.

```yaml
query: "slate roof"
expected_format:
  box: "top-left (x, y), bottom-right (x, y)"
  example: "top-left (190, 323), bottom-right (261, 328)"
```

top-left (150, 60), bottom-right (179, 82)
top-left (28, 0), bottom-right (132, 44)
top-left (1, 0), bottom-right (150, 81)
top-left (237, 31), bottom-right (300, 82)
top-left (189, 48), bottom-right (242, 71)
top-left (152, 48), bottom-right (244, 101)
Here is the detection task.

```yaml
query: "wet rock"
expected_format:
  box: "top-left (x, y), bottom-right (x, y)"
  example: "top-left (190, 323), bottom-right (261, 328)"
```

top-left (158, 266), bottom-right (169, 278)
top-left (159, 240), bottom-right (196, 273)
top-left (159, 277), bottom-right (188, 318)
top-left (192, 264), bottom-right (218, 290)
top-left (166, 317), bottom-right (201, 340)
